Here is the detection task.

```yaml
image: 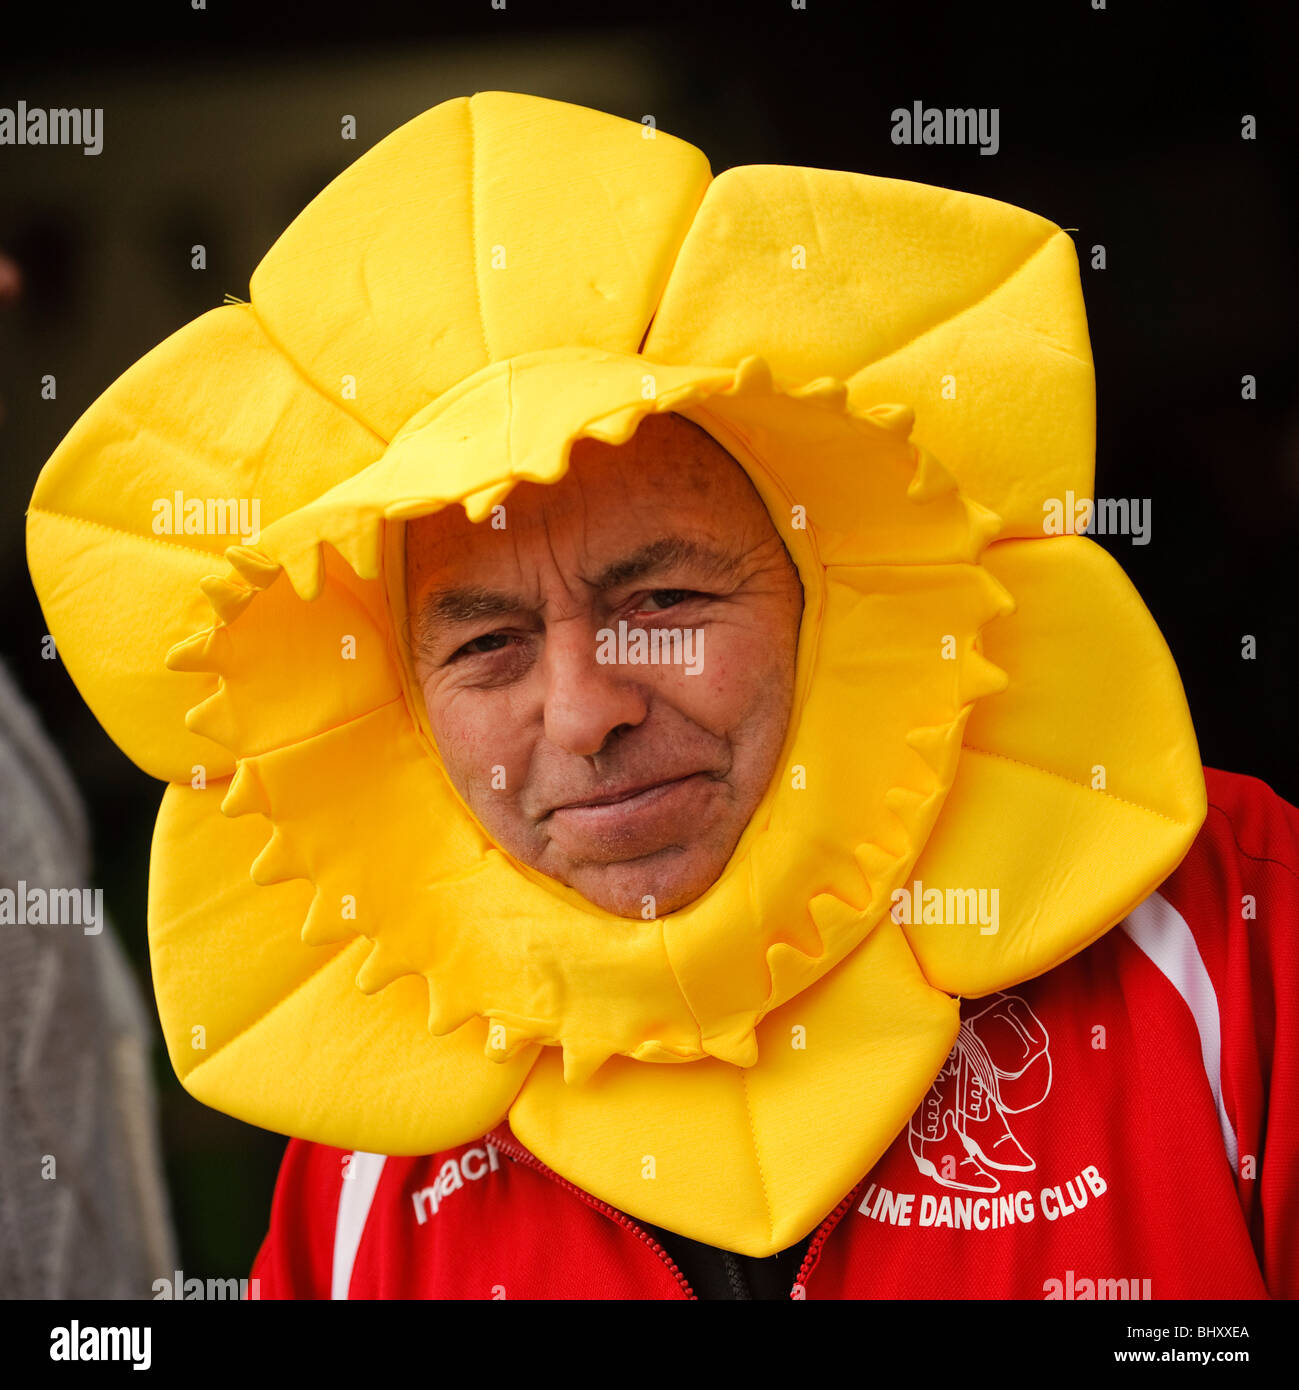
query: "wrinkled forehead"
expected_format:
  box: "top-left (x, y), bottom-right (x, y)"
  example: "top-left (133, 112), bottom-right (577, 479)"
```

top-left (403, 410), bottom-right (782, 595)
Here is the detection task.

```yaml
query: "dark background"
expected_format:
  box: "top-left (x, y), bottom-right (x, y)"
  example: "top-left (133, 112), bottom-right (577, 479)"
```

top-left (2, 0), bottom-right (1295, 1281)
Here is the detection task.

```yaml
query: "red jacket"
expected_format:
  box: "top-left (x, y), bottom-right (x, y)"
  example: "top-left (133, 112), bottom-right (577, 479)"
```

top-left (251, 768), bottom-right (1298, 1299)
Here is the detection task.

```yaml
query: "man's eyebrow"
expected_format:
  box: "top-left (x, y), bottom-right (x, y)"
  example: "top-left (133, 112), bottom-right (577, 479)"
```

top-left (417, 585), bottom-right (520, 634)
top-left (589, 535), bottom-right (740, 591)
top-left (416, 536), bottom-right (741, 636)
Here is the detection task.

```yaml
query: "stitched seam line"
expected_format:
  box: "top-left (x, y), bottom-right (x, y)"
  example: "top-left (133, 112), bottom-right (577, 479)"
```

top-left (179, 937), bottom-right (363, 1081)
top-left (739, 1066), bottom-right (775, 1247)
top-left (223, 693), bottom-right (407, 765)
top-left (962, 744), bottom-right (1182, 826)
top-left (638, 164), bottom-right (713, 355)
top-left (854, 231), bottom-right (1074, 377)
top-left (653, 929), bottom-right (705, 1055)
top-left (466, 96), bottom-right (492, 365)
top-left (27, 505), bottom-right (245, 562)
top-left (241, 298), bottom-right (390, 448)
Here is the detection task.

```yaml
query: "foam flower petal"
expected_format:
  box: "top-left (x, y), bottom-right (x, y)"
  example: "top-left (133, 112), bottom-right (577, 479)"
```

top-left (902, 535), bottom-right (1206, 992)
top-left (643, 164), bottom-right (1094, 535)
top-left (250, 91), bottom-right (712, 440)
top-left (507, 917), bottom-right (959, 1256)
top-left (149, 779), bottom-right (539, 1151)
top-left (26, 304), bottom-right (384, 781)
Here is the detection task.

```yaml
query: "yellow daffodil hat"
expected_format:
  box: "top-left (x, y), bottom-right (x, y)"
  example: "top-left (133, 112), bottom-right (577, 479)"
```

top-left (26, 91), bottom-right (1206, 1255)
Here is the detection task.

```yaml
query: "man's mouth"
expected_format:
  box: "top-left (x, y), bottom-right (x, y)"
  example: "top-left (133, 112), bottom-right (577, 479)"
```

top-left (548, 773), bottom-right (705, 815)
top-left (542, 771), bottom-right (718, 859)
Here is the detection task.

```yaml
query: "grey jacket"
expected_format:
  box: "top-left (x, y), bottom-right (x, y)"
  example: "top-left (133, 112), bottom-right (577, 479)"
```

top-left (0, 656), bottom-right (176, 1297)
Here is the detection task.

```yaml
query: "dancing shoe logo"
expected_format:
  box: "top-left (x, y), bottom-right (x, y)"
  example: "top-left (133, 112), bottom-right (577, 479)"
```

top-left (909, 994), bottom-right (1051, 1193)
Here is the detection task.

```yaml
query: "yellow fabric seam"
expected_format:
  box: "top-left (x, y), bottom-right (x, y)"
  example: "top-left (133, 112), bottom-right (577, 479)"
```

top-left (177, 936), bottom-right (361, 1081)
top-left (637, 163), bottom-right (714, 355)
top-left (27, 505), bottom-right (239, 563)
top-left (857, 230), bottom-right (1073, 376)
top-left (225, 693), bottom-right (409, 768)
top-left (739, 1065), bottom-right (776, 1246)
top-left (962, 744), bottom-right (1184, 825)
top-left (465, 95), bottom-right (493, 366)
top-left (241, 297), bottom-right (390, 448)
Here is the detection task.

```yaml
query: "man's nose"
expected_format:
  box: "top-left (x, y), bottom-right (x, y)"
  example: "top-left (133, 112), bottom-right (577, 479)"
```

top-left (541, 619), bottom-right (649, 757)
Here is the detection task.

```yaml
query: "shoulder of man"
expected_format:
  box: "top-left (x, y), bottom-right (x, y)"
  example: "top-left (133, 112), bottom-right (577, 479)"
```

top-left (1160, 765), bottom-right (1299, 959)
top-left (1142, 764), bottom-right (1299, 1298)
top-left (252, 1143), bottom-right (433, 1299)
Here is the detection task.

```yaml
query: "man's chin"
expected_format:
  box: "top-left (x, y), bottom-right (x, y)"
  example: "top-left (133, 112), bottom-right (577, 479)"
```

top-left (563, 845), bottom-right (724, 919)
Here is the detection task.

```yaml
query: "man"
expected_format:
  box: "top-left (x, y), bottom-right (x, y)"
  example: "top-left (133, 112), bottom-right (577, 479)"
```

top-left (26, 91), bottom-right (1297, 1300)
top-left (249, 411), bottom-right (1298, 1301)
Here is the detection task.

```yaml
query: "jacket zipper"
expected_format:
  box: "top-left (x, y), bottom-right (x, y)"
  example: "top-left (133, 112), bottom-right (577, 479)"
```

top-left (486, 1125), bottom-right (860, 1300)
top-left (486, 1126), bottom-right (698, 1299)
top-left (791, 1179), bottom-right (869, 1298)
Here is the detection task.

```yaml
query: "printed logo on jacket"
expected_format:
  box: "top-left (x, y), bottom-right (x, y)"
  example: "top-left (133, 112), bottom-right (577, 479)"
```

top-left (409, 1142), bottom-right (502, 1224)
top-left (858, 994), bottom-right (1109, 1231)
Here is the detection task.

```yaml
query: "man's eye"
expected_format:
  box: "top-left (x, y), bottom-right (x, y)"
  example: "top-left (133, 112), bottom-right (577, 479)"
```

top-left (641, 589), bottom-right (698, 612)
top-left (450, 632), bottom-right (511, 660)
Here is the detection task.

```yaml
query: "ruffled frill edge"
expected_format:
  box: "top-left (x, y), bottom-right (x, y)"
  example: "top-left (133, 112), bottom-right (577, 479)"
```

top-left (163, 349), bottom-right (1012, 1085)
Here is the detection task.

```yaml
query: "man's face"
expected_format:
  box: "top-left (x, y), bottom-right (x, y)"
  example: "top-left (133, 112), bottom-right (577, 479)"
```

top-left (405, 412), bottom-right (804, 918)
